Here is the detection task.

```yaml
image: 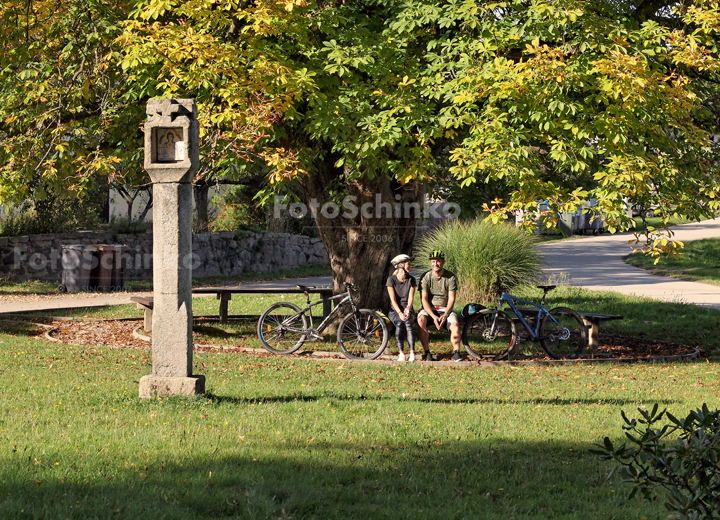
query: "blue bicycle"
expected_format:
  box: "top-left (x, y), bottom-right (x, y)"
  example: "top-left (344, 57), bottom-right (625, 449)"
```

top-left (462, 280), bottom-right (587, 360)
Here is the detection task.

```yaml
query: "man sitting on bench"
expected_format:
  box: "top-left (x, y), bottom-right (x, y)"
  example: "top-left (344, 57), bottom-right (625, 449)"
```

top-left (417, 250), bottom-right (463, 362)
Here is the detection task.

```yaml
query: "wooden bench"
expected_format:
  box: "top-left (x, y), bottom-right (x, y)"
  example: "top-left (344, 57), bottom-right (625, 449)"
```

top-left (511, 308), bottom-right (623, 350)
top-left (578, 312), bottom-right (624, 349)
top-left (132, 286), bottom-right (334, 331)
top-left (131, 296), bottom-right (154, 332)
top-left (192, 286), bottom-right (333, 323)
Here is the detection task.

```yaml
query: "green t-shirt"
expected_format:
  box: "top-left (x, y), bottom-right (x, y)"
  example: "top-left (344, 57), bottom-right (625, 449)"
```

top-left (420, 270), bottom-right (458, 307)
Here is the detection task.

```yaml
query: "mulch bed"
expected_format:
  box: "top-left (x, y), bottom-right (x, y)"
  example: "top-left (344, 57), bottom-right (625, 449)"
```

top-left (10, 317), bottom-right (698, 362)
top-left (586, 335), bottom-right (697, 359)
top-left (44, 318), bottom-right (150, 350)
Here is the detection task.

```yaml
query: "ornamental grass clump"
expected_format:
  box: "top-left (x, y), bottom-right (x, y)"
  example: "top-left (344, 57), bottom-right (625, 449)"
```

top-left (414, 218), bottom-right (543, 304)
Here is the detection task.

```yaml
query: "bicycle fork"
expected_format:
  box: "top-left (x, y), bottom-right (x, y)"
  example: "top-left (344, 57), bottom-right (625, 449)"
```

top-left (485, 309), bottom-right (506, 342)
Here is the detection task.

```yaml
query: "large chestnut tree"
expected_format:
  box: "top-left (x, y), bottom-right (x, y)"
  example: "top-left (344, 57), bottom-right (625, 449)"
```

top-left (3, 0), bottom-right (720, 307)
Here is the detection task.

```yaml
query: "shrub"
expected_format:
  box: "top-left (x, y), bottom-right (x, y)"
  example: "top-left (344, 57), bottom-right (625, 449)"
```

top-left (0, 178), bottom-right (107, 237)
top-left (209, 185), bottom-right (268, 233)
top-left (413, 218), bottom-right (543, 303)
top-left (591, 404), bottom-right (720, 520)
top-left (0, 201), bottom-right (103, 236)
top-left (0, 208), bottom-right (46, 236)
top-left (106, 217), bottom-right (152, 235)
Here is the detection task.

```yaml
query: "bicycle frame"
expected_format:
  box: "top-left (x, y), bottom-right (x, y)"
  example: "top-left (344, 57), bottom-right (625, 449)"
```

top-left (296, 287), bottom-right (358, 333)
top-left (497, 292), bottom-right (561, 341)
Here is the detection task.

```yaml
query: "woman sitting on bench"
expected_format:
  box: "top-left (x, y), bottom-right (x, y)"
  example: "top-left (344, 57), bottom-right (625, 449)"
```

top-left (386, 254), bottom-right (417, 362)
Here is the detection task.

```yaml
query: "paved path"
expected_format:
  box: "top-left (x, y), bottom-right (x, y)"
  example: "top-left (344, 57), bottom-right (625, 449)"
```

top-left (540, 217), bottom-right (720, 309)
top-left (0, 290), bottom-right (153, 315)
top-left (3, 219), bottom-right (720, 314)
top-left (0, 277), bottom-right (333, 315)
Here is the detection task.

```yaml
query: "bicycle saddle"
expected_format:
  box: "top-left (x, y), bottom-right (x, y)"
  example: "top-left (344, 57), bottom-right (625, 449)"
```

top-left (296, 285), bottom-right (316, 290)
top-left (536, 285), bottom-right (556, 292)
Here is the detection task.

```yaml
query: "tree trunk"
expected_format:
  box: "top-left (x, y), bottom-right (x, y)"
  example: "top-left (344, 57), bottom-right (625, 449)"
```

top-left (126, 198), bottom-right (134, 222)
top-left (100, 188), bottom-right (110, 223)
top-left (193, 180), bottom-right (210, 232)
top-left (298, 161), bottom-right (421, 313)
top-left (114, 184), bottom-right (138, 222)
top-left (137, 187), bottom-right (153, 222)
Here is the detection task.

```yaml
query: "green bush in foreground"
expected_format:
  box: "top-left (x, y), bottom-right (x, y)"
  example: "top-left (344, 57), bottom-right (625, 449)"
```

top-left (592, 404), bottom-right (720, 519)
top-left (414, 218), bottom-right (543, 303)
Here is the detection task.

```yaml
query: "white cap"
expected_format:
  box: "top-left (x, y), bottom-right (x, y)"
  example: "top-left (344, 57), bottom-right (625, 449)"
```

top-left (391, 254), bottom-right (412, 268)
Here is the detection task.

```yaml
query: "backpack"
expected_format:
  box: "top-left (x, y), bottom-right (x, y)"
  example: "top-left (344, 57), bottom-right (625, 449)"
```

top-left (460, 303), bottom-right (486, 319)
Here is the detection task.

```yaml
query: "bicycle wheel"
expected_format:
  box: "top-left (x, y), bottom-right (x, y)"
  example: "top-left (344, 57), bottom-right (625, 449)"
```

top-left (337, 309), bottom-right (389, 360)
top-left (462, 309), bottom-right (518, 360)
top-left (257, 302), bottom-right (308, 355)
top-left (540, 307), bottom-right (587, 359)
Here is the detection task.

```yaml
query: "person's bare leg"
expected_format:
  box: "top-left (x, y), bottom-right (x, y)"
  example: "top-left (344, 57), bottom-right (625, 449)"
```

top-left (450, 322), bottom-right (461, 352)
top-left (417, 314), bottom-right (430, 353)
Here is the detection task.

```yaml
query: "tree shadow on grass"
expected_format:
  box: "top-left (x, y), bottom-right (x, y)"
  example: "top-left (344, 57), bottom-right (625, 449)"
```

top-left (0, 319), bottom-right (48, 339)
top-left (205, 392), bottom-right (392, 406)
top-left (0, 438), bottom-right (660, 520)
top-left (416, 397), bottom-right (678, 406)
top-left (206, 392), bottom-right (677, 408)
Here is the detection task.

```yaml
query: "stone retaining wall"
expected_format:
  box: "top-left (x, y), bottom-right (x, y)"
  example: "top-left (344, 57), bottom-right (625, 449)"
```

top-left (0, 231), bottom-right (329, 282)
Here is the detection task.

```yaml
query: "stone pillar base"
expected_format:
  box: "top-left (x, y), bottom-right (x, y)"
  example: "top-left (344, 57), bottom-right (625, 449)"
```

top-left (139, 374), bottom-right (205, 399)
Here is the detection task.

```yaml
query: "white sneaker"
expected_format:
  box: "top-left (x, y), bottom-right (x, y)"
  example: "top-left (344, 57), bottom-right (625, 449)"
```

top-left (408, 352), bottom-right (415, 362)
top-left (398, 352), bottom-right (406, 362)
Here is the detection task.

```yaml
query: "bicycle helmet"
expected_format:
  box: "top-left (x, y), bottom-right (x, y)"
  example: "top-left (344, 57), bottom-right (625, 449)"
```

top-left (391, 254), bottom-right (412, 268)
top-left (429, 249), bottom-right (445, 260)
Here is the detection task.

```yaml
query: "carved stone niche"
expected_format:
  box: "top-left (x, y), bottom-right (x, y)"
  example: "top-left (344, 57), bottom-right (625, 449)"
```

top-left (143, 98), bottom-right (199, 183)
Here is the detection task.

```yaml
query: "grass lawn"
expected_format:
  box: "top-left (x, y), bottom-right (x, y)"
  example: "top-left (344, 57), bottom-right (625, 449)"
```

top-left (625, 237), bottom-right (720, 287)
top-left (629, 215), bottom-right (692, 233)
top-left (2, 287), bottom-right (720, 518)
top-left (3, 322), bottom-right (719, 520)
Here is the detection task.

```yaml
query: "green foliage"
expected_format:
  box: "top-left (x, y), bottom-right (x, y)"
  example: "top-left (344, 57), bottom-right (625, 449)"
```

top-left (0, 209), bottom-right (48, 237)
top-left (209, 185), bottom-right (268, 233)
top-left (4, 0), bottom-right (720, 262)
top-left (0, 0), bottom-right (140, 205)
top-left (592, 404), bottom-right (720, 519)
top-left (410, 0), bottom-right (720, 252)
top-left (105, 217), bottom-right (152, 235)
top-left (414, 218), bottom-right (543, 303)
top-left (117, 0), bottom-right (720, 258)
top-left (0, 193), bottom-right (105, 236)
top-left (631, 216), bottom-right (693, 233)
top-left (626, 237), bottom-right (720, 286)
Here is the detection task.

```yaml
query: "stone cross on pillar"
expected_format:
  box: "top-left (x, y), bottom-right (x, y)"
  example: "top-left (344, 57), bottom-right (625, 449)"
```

top-left (138, 98), bottom-right (205, 398)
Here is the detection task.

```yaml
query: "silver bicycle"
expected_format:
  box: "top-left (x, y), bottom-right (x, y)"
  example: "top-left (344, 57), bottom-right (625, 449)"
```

top-left (257, 282), bottom-right (389, 360)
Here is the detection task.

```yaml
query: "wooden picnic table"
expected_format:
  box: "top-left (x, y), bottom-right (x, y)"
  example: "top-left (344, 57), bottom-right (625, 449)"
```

top-left (132, 285), bottom-right (334, 330)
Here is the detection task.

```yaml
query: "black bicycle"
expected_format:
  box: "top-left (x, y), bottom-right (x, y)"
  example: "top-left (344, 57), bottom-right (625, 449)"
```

top-left (257, 282), bottom-right (389, 360)
top-left (462, 280), bottom-right (587, 360)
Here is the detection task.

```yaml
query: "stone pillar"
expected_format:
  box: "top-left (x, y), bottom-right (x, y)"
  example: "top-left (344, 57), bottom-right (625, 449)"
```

top-left (138, 98), bottom-right (205, 398)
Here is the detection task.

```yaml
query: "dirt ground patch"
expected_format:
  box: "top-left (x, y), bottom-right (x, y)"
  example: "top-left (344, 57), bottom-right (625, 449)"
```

top-left (25, 318), bottom-right (700, 362)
